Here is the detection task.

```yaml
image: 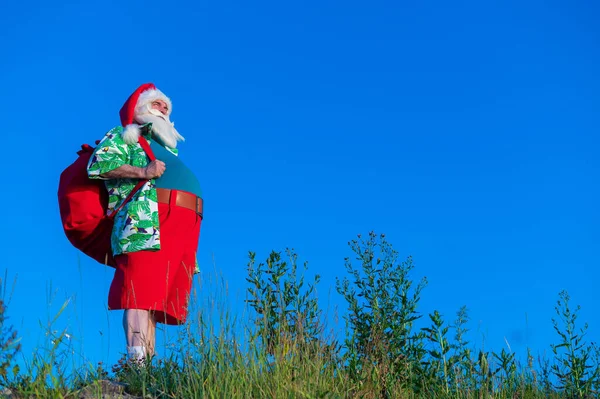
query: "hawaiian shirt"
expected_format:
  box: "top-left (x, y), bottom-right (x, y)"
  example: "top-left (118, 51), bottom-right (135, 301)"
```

top-left (87, 124), bottom-right (177, 256)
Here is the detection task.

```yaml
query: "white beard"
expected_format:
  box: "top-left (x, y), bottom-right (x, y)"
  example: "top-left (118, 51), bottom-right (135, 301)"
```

top-left (135, 105), bottom-right (185, 148)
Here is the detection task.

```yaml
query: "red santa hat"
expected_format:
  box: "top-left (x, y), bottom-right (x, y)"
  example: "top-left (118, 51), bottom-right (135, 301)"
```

top-left (119, 83), bottom-right (172, 144)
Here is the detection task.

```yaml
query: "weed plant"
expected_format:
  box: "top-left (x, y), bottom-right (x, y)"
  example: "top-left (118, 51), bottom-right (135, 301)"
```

top-left (0, 233), bottom-right (598, 398)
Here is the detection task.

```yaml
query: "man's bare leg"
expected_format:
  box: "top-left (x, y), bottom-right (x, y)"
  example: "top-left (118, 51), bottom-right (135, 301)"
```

top-left (123, 309), bottom-right (150, 360)
top-left (146, 312), bottom-right (157, 358)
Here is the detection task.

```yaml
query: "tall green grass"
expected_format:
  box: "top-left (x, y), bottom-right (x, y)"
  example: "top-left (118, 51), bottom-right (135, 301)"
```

top-left (1, 232), bottom-right (598, 398)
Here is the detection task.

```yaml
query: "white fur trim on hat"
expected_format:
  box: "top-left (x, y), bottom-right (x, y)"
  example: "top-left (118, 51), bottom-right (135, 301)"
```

top-left (122, 123), bottom-right (141, 144)
top-left (135, 89), bottom-right (172, 116)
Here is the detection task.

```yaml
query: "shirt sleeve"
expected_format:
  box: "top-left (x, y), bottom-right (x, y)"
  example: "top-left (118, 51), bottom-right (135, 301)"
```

top-left (87, 127), bottom-right (130, 179)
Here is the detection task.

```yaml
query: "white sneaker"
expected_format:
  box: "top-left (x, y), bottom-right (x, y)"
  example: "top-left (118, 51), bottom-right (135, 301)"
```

top-left (126, 345), bottom-right (146, 366)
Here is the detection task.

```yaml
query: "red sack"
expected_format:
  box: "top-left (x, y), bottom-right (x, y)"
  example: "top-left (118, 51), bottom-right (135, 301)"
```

top-left (58, 144), bottom-right (117, 266)
top-left (58, 139), bottom-right (153, 267)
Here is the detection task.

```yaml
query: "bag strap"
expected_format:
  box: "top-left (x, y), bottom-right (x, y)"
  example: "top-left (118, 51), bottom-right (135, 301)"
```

top-left (108, 135), bottom-right (157, 218)
top-left (138, 136), bottom-right (156, 162)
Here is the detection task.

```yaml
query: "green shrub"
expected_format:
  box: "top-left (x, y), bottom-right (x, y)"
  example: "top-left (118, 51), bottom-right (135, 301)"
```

top-left (551, 290), bottom-right (599, 397)
top-left (336, 231), bottom-right (427, 395)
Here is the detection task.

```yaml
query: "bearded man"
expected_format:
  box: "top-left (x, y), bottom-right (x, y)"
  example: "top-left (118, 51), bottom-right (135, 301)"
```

top-left (87, 83), bottom-right (203, 361)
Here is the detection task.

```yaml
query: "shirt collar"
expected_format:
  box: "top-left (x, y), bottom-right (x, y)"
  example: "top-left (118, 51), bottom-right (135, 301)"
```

top-left (140, 123), bottom-right (153, 140)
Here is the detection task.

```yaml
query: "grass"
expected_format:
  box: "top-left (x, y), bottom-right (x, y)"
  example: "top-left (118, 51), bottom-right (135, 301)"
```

top-left (1, 232), bottom-right (598, 398)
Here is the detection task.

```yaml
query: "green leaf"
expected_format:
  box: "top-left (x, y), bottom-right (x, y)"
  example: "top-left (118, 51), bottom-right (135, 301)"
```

top-left (147, 189), bottom-right (158, 202)
top-left (98, 161), bottom-right (124, 173)
top-left (128, 233), bottom-right (149, 243)
top-left (136, 220), bottom-right (154, 229)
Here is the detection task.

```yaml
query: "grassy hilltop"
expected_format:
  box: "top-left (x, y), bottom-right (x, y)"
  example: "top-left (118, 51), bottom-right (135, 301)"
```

top-left (0, 233), bottom-right (598, 398)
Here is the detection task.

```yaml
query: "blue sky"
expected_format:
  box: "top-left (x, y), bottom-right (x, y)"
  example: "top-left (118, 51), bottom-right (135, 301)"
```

top-left (1, 0), bottom-right (598, 372)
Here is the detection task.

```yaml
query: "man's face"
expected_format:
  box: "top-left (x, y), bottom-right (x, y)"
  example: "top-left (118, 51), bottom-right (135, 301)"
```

top-left (135, 96), bottom-right (184, 147)
top-left (151, 100), bottom-right (169, 117)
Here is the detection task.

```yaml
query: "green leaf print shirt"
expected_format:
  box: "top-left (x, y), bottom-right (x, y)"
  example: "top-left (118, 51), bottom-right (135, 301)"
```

top-left (86, 124), bottom-right (177, 256)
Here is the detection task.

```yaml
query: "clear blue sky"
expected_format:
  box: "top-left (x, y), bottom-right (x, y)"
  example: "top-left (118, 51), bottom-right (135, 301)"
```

top-left (1, 0), bottom-right (598, 372)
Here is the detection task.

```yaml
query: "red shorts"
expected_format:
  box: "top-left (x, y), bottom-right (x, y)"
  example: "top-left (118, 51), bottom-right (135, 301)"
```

top-left (108, 190), bottom-right (202, 325)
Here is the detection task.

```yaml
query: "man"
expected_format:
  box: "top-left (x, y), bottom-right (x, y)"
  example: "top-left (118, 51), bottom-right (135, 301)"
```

top-left (87, 83), bottom-right (203, 361)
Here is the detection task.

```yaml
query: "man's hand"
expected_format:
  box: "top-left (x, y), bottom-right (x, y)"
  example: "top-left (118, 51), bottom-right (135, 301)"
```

top-left (144, 160), bottom-right (166, 179)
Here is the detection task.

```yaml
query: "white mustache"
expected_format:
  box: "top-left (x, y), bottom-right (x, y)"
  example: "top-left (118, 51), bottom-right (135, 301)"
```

top-left (147, 108), bottom-right (172, 123)
top-left (134, 105), bottom-right (185, 148)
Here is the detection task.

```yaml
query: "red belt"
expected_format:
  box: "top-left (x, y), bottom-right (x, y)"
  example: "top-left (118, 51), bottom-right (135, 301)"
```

top-left (156, 188), bottom-right (203, 218)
